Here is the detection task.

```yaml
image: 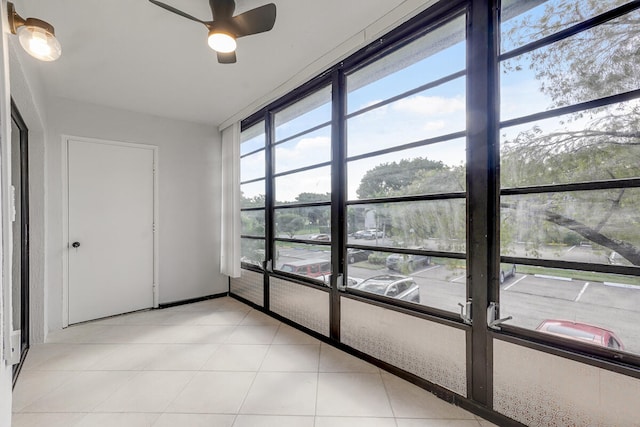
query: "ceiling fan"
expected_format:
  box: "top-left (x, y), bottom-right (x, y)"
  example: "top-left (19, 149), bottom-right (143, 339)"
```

top-left (148, 0), bottom-right (276, 64)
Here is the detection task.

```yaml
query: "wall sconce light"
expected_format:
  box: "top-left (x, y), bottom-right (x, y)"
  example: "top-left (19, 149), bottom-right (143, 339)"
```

top-left (8, 2), bottom-right (61, 61)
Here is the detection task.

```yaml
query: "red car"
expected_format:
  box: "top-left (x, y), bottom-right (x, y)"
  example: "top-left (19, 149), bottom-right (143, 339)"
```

top-left (536, 319), bottom-right (624, 351)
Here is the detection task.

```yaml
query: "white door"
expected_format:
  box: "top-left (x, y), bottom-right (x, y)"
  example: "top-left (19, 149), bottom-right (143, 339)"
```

top-left (67, 139), bottom-right (155, 324)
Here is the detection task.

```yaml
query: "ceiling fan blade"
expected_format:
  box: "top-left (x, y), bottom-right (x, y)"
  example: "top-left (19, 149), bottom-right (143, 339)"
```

top-left (232, 3), bottom-right (276, 37)
top-left (217, 51), bottom-right (237, 64)
top-left (209, 0), bottom-right (235, 20)
top-left (148, 0), bottom-right (207, 24)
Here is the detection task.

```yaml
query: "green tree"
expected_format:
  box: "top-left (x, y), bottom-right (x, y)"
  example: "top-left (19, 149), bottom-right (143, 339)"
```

top-left (500, 1), bottom-right (640, 265)
top-left (356, 157), bottom-right (447, 199)
top-left (295, 192), bottom-right (331, 203)
top-left (277, 213), bottom-right (306, 238)
top-left (355, 160), bottom-right (465, 247)
top-left (295, 192), bottom-right (331, 229)
top-left (240, 212), bottom-right (265, 236)
top-left (241, 193), bottom-right (266, 208)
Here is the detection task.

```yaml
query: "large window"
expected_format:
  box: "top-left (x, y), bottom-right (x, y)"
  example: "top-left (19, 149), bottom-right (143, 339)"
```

top-left (499, 1), bottom-right (640, 356)
top-left (272, 86), bottom-right (333, 283)
top-left (240, 122), bottom-right (266, 268)
top-left (344, 13), bottom-right (467, 313)
top-left (237, 0), bottom-right (640, 368)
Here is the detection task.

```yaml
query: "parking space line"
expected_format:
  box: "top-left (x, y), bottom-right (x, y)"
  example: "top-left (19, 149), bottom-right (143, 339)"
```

top-left (575, 282), bottom-right (590, 302)
top-left (534, 274), bottom-right (573, 282)
top-left (412, 265), bottom-right (441, 277)
top-left (603, 281), bottom-right (640, 290)
top-left (504, 275), bottom-right (527, 291)
top-left (565, 245), bottom-right (577, 253)
top-left (450, 274), bottom-right (466, 282)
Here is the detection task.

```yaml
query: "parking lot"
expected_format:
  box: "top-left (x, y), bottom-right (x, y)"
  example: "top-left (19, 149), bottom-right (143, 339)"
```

top-left (275, 244), bottom-right (640, 354)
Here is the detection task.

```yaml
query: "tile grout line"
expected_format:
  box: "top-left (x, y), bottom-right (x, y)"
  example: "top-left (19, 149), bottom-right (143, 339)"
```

top-left (314, 341), bottom-right (322, 423)
top-left (229, 312), bottom-right (277, 422)
top-left (378, 370), bottom-right (400, 427)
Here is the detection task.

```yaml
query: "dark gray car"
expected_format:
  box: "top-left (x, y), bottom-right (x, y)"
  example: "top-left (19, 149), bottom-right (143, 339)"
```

top-left (386, 252), bottom-right (431, 272)
top-left (351, 274), bottom-right (420, 303)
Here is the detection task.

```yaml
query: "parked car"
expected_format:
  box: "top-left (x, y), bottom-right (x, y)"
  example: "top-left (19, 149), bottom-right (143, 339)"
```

top-left (352, 230), bottom-right (367, 239)
top-left (362, 229), bottom-right (384, 239)
top-left (279, 259), bottom-right (331, 278)
top-left (319, 274), bottom-right (362, 287)
top-left (536, 319), bottom-right (625, 350)
top-left (351, 274), bottom-right (420, 303)
top-left (310, 233), bottom-right (330, 241)
top-left (499, 263), bottom-right (517, 284)
top-left (386, 251), bottom-right (431, 272)
top-left (347, 248), bottom-right (372, 264)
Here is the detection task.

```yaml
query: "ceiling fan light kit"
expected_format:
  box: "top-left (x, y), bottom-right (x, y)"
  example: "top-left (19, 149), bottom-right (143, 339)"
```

top-left (149, 0), bottom-right (276, 64)
top-left (8, 2), bottom-right (62, 62)
top-left (208, 31), bottom-right (237, 53)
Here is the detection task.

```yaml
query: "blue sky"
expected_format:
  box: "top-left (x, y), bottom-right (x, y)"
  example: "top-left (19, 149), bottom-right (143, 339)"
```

top-left (241, 0), bottom-right (633, 202)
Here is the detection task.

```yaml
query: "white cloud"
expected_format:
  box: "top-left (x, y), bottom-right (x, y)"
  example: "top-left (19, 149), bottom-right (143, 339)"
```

top-left (276, 171), bottom-right (331, 202)
top-left (275, 136), bottom-right (331, 166)
top-left (393, 95), bottom-right (465, 115)
top-left (423, 120), bottom-right (446, 131)
top-left (296, 136), bottom-right (331, 151)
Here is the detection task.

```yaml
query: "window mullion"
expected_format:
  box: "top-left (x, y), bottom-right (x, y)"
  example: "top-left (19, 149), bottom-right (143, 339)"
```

top-left (466, 0), bottom-right (500, 407)
top-left (329, 69), bottom-right (347, 341)
top-left (264, 111), bottom-right (275, 311)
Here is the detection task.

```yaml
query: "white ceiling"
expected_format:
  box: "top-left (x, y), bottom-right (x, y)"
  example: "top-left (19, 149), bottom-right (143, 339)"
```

top-left (14, 0), bottom-right (429, 126)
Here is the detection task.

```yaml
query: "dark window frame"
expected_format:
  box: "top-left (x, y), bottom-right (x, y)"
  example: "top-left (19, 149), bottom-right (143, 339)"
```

top-left (496, 0), bottom-right (640, 370)
top-left (234, 0), bottom-right (640, 407)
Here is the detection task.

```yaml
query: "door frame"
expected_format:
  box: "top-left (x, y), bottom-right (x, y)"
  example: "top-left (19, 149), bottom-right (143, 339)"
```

top-left (11, 98), bottom-right (29, 386)
top-left (61, 135), bottom-right (159, 328)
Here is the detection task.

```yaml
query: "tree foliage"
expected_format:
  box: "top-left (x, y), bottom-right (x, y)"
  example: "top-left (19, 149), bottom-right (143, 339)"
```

top-left (354, 160), bottom-right (464, 248)
top-left (277, 213), bottom-right (306, 238)
top-left (500, 1), bottom-right (640, 265)
top-left (356, 157), bottom-right (447, 199)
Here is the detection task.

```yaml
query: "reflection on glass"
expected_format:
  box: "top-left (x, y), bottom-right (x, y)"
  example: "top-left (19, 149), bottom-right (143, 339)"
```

top-left (347, 77), bottom-right (466, 157)
top-left (275, 206), bottom-right (331, 239)
top-left (347, 200), bottom-right (466, 252)
top-left (500, 264), bottom-right (640, 354)
top-left (346, 249), bottom-right (466, 312)
top-left (275, 166), bottom-right (331, 205)
top-left (241, 238), bottom-right (265, 268)
top-left (241, 180), bottom-right (265, 208)
top-left (500, 0), bottom-right (630, 53)
top-left (241, 150), bottom-right (265, 182)
top-left (241, 210), bottom-right (265, 237)
top-left (501, 8), bottom-right (640, 121)
top-left (275, 125), bottom-right (331, 174)
top-left (274, 86), bottom-right (332, 142)
top-left (347, 139), bottom-right (466, 200)
top-left (347, 15), bottom-right (466, 114)
top-left (241, 121), bottom-right (265, 156)
top-left (274, 242), bottom-right (331, 285)
top-left (501, 100), bottom-right (640, 188)
top-left (500, 190), bottom-right (640, 265)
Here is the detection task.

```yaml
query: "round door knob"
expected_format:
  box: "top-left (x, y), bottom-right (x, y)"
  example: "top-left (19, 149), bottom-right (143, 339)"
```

top-left (72, 242), bottom-right (80, 248)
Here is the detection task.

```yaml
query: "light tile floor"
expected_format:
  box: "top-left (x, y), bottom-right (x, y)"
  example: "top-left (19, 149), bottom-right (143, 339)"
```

top-left (12, 297), bottom-right (498, 427)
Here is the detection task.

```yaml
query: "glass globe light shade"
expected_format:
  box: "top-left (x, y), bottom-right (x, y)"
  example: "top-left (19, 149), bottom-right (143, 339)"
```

top-left (208, 32), bottom-right (236, 53)
top-left (17, 22), bottom-right (61, 62)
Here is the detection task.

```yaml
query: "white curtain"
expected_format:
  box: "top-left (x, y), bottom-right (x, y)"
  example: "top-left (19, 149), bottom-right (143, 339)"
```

top-left (220, 122), bottom-right (242, 278)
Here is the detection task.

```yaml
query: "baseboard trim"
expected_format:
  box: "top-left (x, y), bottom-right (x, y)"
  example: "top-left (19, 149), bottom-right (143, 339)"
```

top-left (159, 292), bottom-right (229, 309)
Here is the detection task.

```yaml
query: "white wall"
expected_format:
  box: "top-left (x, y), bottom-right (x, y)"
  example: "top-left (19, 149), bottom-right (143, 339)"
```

top-left (45, 97), bottom-right (225, 332)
